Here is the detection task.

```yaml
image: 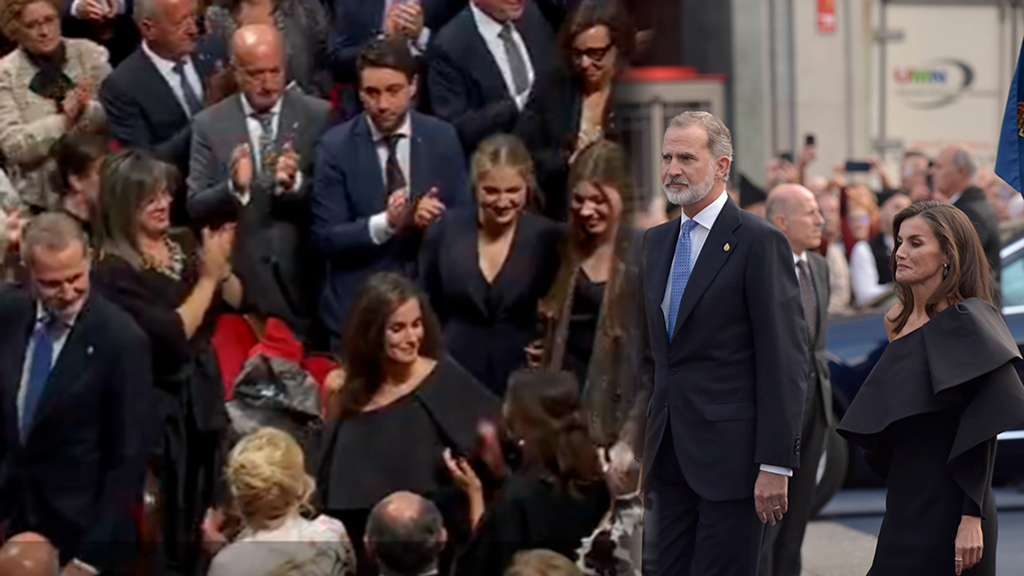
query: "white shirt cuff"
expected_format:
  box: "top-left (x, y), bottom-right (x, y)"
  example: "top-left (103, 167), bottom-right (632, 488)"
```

top-left (227, 180), bottom-right (251, 206)
top-left (368, 212), bottom-right (394, 245)
top-left (759, 464), bottom-right (793, 477)
top-left (416, 28), bottom-right (432, 51)
top-left (72, 559), bottom-right (99, 574)
top-left (515, 91), bottom-right (530, 110)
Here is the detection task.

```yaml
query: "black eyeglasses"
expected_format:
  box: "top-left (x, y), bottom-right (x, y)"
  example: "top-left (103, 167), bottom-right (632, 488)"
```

top-left (572, 43), bottom-right (614, 62)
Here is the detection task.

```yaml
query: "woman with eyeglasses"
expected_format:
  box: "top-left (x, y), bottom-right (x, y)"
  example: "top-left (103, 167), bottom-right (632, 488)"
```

top-left (516, 0), bottom-right (633, 222)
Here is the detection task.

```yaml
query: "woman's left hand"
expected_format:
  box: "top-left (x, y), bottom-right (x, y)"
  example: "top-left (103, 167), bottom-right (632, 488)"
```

top-left (443, 448), bottom-right (482, 496)
top-left (954, 515), bottom-right (983, 575)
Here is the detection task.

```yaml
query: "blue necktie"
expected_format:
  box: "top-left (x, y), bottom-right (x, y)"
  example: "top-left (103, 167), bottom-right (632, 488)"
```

top-left (172, 60), bottom-right (203, 116)
top-left (666, 219), bottom-right (699, 341)
top-left (21, 317), bottom-right (59, 438)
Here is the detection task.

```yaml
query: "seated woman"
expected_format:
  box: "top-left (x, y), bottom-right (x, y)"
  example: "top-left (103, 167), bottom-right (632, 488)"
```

top-left (209, 427), bottom-right (356, 576)
top-left (50, 131), bottom-right (105, 235)
top-left (0, 0), bottom-right (108, 212)
top-left (450, 370), bottom-right (611, 576)
top-left (90, 151), bottom-right (244, 575)
top-left (420, 134), bottom-right (562, 396)
top-left (312, 272), bottom-right (500, 572)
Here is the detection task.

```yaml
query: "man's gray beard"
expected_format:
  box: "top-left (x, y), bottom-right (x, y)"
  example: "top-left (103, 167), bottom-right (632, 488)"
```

top-left (663, 171), bottom-right (715, 206)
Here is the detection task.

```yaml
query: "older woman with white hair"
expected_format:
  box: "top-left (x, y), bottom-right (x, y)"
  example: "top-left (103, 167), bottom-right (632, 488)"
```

top-left (208, 427), bottom-right (356, 576)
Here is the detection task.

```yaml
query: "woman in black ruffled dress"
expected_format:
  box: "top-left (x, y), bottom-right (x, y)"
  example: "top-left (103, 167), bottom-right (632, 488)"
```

top-left (838, 201), bottom-right (1024, 576)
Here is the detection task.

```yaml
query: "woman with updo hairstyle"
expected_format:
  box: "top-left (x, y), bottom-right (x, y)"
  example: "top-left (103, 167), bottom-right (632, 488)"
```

top-left (839, 202), bottom-right (1024, 575)
top-left (208, 427), bottom-right (355, 576)
top-left (312, 272), bottom-right (500, 572)
top-left (450, 370), bottom-right (611, 576)
top-left (420, 133), bottom-right (562, 396)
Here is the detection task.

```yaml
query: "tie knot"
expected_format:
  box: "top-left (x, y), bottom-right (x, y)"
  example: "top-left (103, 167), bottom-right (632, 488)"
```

top-left (681, 219), bottom-right (699, 235)
top-left (172, 60), bottom-right (187, 75)
top-left (251, 110), bottom-right (274, 129)
top-left (37, 314), bottom-right (66, 337)
top-left (383, 133), bottom-right (404, 150)
top-left (797, 259), bottom-right (810, 273)
top-left (499, 22), bottom-right (515, 39)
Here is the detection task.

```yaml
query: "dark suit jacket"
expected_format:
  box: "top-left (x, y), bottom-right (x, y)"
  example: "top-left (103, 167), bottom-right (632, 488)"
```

top-left (806, 251), bottom-right (833, 427)
top-left (635, 196), bottom-right (808, 501)
top-left (311, 111), bottom-right (470, 339)
top-left (953, 186), bottom-right (1002, 295)
top-left (427, 2), bottom-right (558, 154)
top-left (187, 89), bottom-right (332, 338)
top-left (0, 289), bottom-right (153, 570)
top-left (61, 0), bottom-right (139, 66)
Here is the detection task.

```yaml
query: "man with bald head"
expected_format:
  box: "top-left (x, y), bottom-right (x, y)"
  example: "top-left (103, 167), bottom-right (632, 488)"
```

top-left (0, 533), bottom-right (59, 576)
top-left (760, 184), bottom-right (832, 576)
top-left (187, 24), bottom-right (332, 340)
top-left (365, 491), bottom-right (447, 576)
top-left (931, 144), bottom-right (1001, 297)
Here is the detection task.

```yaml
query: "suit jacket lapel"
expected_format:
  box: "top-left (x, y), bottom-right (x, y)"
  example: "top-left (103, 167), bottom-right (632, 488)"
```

top-left (275, 90), bottom-right (301, 149)
top-left (466, 26), bottom-right (511, 99)
top-left (136, 51), bottom-right (190, 124)
top-left (355, 115), bottom-right (387, 210)
top-left (1, 301), bottom-right (33, 445)
top-left (645, 222), bottom-right (676, 347)
top-left (409, 113), bottom-right (428, 200)
top-left (28, 299), bottom-right (96, 437)
top-left (671, 199), bottom-right (741, 342)
top-left (810, 254), bottom-right (829, 342)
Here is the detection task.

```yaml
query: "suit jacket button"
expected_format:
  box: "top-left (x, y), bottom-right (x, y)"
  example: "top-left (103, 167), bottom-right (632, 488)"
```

top-left (668, 369), bottom-right (675, 375)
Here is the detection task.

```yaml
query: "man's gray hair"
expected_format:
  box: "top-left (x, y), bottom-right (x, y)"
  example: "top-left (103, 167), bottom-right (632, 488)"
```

top-left (20, 212), bottom-right (89, 269)
top-left (667, 111), bottom-right (734, 179)
top-left (951, 147), bottom-right (979, 182)
top-left (134, 0), bottom-right (165, 24)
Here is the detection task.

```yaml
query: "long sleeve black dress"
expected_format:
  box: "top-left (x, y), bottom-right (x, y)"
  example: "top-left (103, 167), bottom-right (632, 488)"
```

top-left (838, 298), bottom-right (1024, 576)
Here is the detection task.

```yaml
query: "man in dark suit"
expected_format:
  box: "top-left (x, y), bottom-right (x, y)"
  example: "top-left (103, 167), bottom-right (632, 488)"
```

top-left (931, 145), bottom-right (1002, 301)
top-left (0, 213), bottom-right (153, 575)
top-left (635, 111), bottom-right (807, 576)
top-left (187, 24), bottom-right (331, 341)
top-left (760, 184), bottom-right (833, 576)
top-left (63, 0), bottom-right (140, 66)
top-left (312, 37), bottom-right (469, 342)
top-left (427, 0), bottom-right (558, 154)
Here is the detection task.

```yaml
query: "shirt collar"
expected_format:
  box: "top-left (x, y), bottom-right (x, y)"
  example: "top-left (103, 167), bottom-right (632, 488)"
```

top-left (680, 189), bottom-right (729, 233)
top-left (240, 93), bottom-right (284, 119)
top-left (793, 250), bottom-right (808, 267)
top-left (35, 300), bottom-right (82, 330)
top-left (368, 113), bottom-right (413, 144)
top-left (470, 2), bottom-right (510, 39)
top-left (948, 190), bottom-right (965, 205)
top-left (141, 41), bottom-right (187, 75)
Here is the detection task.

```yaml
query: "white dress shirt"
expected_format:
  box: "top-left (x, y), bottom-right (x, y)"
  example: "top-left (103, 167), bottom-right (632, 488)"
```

top-left (659, 191), bottom-right (792, 477)
top-left (469, 3), bottom-right (535, 109)
top-left (367, 114), bottom-right (413, 245)
top-left (141, 41), bottom-right (204, 118)
top-left (230, 95), bottom-right (303, 204)
top-left (849, 238), bottom-right (891, 307)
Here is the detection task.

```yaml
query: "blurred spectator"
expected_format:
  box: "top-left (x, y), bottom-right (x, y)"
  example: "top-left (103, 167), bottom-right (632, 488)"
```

top-left (420, 133), bottom-right (561, 396)
top-left (817, 192), bottom-right (852, 316)
top-left (516, 0), bottom-right (633, 221)
top-left (930, 145), bottom-right (1001, 296)
top-left (0, 532), bottom-right (59, 576)
top-left (0, 0), bottom-right (109, 212)
top-left (849, 190), bottom-right (910, 308)
top-left (575, 440), bottom-right (642, 576)
top-left (0, 212), bottom-right (153, 574)
top-left (900, 150), bottom-right (931, 203)
top-left (806, 175), bottom-right (828, 196)
top-left (428, 0), bottom-right (558, 155)
top-left (205, 0), bottom-right (332, 97)
top-left (535, 140), bottom-right (642, 450)
top-left (841, 183), bottom-right (878, 257)
top-left (50, 131), bottom-right (105, 235)
top-left (508, 549), bottom-right (584, 576)
top-left (90, 151), bottom-right (242, 575)
top-left (364, 491), bottom-right (448, 576)
top-left (737, 174), bottom-right (767, 219)
top-left (982, 172), bottom-right (1015, 223)
top-left (63, 0), bottom-right (140, 66)
top-left (312, 37), bottom-right (468, 344)
top-left (207, 427), bottom-right (356, 576)
top-left (312, 272), bottom-right (499, 572)
top-left (451, 370), bottom-right (610, 576)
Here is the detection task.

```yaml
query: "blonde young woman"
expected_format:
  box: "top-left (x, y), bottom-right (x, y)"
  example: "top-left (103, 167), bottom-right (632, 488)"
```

top-left (209, 427), bottom-right (356, 576)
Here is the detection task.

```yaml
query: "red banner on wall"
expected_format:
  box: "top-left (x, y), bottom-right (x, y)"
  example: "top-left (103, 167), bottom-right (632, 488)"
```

top-left (818, 0), bottom-right (837, 34)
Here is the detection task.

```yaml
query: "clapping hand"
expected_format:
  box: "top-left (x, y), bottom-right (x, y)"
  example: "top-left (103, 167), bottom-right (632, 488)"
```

top-left (413, 187), bottom-right (445, 229)
top-left (394, 1), bottom-right (425, 39)
top-left (200, 225), bottom-right (236, 282)
top-left (230, 144), bottom-right (254, 196)
top-left (275, 141), bottom-right (300, 193)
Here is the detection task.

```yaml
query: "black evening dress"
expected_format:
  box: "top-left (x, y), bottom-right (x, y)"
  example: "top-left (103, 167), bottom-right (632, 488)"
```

top-left (838, 299), bottom-right (1024, 576)
top-left (93, 230), bottom-right (230, 574)
top-left (311, 357), bottom-right (500, 573)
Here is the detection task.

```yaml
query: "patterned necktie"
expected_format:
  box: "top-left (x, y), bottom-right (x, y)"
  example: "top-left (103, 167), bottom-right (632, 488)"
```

top-left (252, 111), bottom-right (276, 176)
top-left (797, 260), bottom-right (818, 343)
top-left (172, 60), bottom-right (203, 116)
top-left (384, 133), bottom-right (407, 195)
top-left (666, 219), bottom-right (699, 342)
top-left (21, 316), bottom-right (62, 438)
top-left (498, 23), bottom-right (530, 97)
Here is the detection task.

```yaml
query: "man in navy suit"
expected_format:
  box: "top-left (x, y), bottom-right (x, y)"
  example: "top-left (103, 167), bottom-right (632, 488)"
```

top-left (635, 112), bottom-right (808, 576)
top-left (312, 37), bottom-right (469, 342)
top-left (0, 213), bottom-right (153, 575)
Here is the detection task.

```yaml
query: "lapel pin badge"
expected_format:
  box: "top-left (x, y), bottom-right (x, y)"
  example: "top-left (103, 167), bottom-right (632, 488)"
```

top-left (724, 243), bottom-right (731, 252)
top-left (87, 345), bottom-right (94, 356)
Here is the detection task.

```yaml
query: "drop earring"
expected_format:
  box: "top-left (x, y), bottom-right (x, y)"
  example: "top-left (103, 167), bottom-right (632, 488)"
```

top-left (943, 262), bottom-right (950, 278)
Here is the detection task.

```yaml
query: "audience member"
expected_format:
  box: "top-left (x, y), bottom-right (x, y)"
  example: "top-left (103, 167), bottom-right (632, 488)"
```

top-left (0, 0), bottom-right (110, 211)
top-left (428, 0), bottom-right (558, 155)
top-left (62, 0), bottom-right (140, 65)
top-left (208, 427), bottom-right (356, 576)
top-left (816, 191), bottom-right (852, 316)
top-left (516, 0), bottom-right (633, 221)
top-left (420, 133), bottom-right (561, 396)
top-left (0, 212), bottom-right (153, 574)
top-left (312, 37), bottom-right (468, 343)
top-left (900, 150), bottom-right (931, 202)
top-left (364, 491), bottom-right (448, 576)
top-left (187, 23), bottom-right (330, 340)
top-left (50, 132), bottom-right (106, 235)
top-left (507, 549), bottom-right (583, 576)
top-left (0, 533), bottom-right (60, 576)
top-left (849, 190), bottom-right (910, 308)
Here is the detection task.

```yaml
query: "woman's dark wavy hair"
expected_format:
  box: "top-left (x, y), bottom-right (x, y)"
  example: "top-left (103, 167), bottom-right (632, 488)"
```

top-left (503, 370), bottom-right (603, 495)
top-left (887, 200), bottom-right (993, 334)
top-left (335, 272), bottom-right (443, 418)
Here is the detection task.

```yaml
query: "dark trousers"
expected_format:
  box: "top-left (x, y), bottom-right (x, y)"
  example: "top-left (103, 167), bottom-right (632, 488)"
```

top-left (642, 421), bottom-right (763, 576)
top-left (759, 373), bottom-right (829, 576)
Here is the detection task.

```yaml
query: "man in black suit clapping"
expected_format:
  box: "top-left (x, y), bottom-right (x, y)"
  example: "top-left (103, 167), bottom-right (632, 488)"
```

top-left (0, 213), bottom-right (153, 575)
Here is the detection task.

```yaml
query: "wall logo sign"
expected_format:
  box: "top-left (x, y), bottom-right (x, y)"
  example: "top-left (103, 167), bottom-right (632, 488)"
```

top-left (892, 59), bottom-right (975, 109)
